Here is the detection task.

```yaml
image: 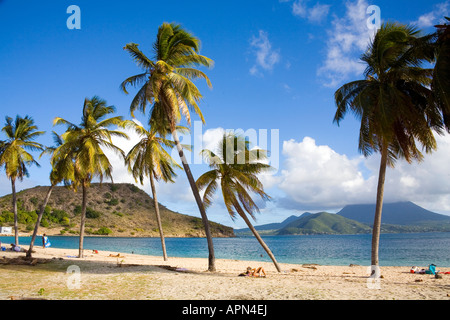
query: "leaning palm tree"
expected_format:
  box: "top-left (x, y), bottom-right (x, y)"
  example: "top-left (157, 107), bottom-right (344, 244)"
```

top-left (0, 115), bottom-right (44, 246)
top-left (53, 96), bottom-right (128, 258)
top-left (334, 23), bottom-right (444, 267)
top-left (120, 23), bottom-right (217, 271)
top-left (125, 120), bottom-right (183, 261)
top-left (26, 132), bottom-right (73, 258)
top-left (196, 133), bottom-right (281, 272)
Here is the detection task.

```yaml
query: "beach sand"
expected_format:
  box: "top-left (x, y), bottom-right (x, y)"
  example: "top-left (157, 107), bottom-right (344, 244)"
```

top-left (1, 246), bottom-right (449, 300)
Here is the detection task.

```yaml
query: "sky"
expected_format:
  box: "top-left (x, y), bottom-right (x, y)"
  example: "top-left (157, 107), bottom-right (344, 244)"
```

top-left (0, 0), bottom-right (449, 229)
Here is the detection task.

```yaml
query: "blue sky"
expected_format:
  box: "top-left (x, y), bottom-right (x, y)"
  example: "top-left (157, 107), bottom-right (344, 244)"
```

top-left (1, 0), bottom-right (450, 228)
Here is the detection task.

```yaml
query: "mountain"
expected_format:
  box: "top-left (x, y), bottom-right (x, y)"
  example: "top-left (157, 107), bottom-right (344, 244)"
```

top-left (234, 213), bottom-right (310, 236)
top-left (233, 202), bottom-right (450, 236)
top-left (0, 183), bottom-right (234, 238)
top-left (278, 212), bottom-right (371, 235)
top-left (337, 201), bottom-right (450, 226)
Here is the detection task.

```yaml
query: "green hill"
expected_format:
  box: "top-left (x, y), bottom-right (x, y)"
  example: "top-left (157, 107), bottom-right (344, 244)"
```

top-left (277, 212), bottom-right (371, 235)
top-left (0, 183), bottom-right (234, 238)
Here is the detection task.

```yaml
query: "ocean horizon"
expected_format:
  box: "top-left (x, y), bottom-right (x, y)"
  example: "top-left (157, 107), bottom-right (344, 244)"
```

top-left (2, 232), bottom-right (450, 267)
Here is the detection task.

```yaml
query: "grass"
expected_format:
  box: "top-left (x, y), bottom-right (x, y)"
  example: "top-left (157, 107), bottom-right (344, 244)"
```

top-left (0, 258), bottom-right (164, 300)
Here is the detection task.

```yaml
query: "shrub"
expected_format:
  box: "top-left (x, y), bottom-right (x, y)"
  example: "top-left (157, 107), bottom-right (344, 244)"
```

top-left (40, 218), bottom-right (49, 228)
top-left (86, 207), bottom-right (101, 219)
top-left (30, 197), bottom-right (39, 206)
top-left (73, 205), bottom-right (82, 215)
top-left (96, 227), bottom-right (112, 235)
top-left (129, 185), bottom-right (140, 193)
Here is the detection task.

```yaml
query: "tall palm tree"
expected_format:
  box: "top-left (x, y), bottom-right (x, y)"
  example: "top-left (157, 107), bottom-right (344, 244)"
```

top-left (334, 23), bottom-right (444, 267)
top-left (432, 17), bottom-right (450, 130)
top-left (0, 115), bottom-right (44, 245)
top-left (53, 96), bottom-right (128, 258)
top-left (26, 132), bottom-right (73, 258)
top-left (125, 120), bottom-right (183, 261)
top-left (196, 133), bottom-right (281, 272)
top-left (120, 23), bottom-right (217, 271)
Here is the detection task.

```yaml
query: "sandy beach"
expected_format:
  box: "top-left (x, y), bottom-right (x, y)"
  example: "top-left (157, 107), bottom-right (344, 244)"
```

top-left (0, 245), bottom-right (449, 300)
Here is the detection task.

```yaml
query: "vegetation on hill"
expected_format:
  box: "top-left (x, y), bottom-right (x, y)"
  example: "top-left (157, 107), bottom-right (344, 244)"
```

top-left (234, 202), bottom-right (450, 236)
top-left (277, 212), bottom-right (371, 235)
top-left (0, 183), bottom-right (234, 238)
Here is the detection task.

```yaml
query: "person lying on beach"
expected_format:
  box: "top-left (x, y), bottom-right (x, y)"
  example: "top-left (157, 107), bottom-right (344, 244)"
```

top-left (239, 266), bottom-right (267, 277)
top-left (108, 253), bottom-right (124, 258)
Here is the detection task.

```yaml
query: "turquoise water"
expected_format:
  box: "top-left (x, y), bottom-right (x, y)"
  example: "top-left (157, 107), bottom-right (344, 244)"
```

top-left (2, 232), bottom-right (450, 267)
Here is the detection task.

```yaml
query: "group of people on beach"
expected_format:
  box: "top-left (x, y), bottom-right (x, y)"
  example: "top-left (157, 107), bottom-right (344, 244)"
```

top-left (0, 234), bottom-right (50, 252)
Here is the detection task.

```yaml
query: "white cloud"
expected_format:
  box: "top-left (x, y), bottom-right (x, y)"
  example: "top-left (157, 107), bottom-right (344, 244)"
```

top-left (274, 133), bottom-right (450, 216)
top-left (277, 137), bottom-right (374, 210)
top-left (317, 0), bottom-right (375, 88)
top-left (249, 30), bottom-right (281, 76)
top-left (415, 1), bottom-right (449, 28)
top-left (290, 0), bottom-right (331, 24)
top-left (308, 3), bottom-right (331, 23)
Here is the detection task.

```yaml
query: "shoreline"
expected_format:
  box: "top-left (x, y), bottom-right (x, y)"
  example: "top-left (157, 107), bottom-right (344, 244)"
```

top-left (1, 245), bottom-right (450, 300)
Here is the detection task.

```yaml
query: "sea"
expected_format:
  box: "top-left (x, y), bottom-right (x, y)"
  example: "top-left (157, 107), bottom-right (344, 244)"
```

top-left (2, 232), bottom-right (450, 267)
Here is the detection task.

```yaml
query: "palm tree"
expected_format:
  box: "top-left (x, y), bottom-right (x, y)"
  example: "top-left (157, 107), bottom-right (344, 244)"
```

top-left (0, 115), bottom-right (44, 245)
top-left (53, 96), bottom-right (128, 258)
top-left (120, 23), bottom-right (217, 271)
top-left (125, 120), bottom-right (183, 261)
top-left (26, 132), bottom-right (73, 258)
top-left (334, 23), bottom-right (444, 267)
top-left (432, 17), bottom-right (450, 130)
top-left (196, 133), bottom-right (281, 272)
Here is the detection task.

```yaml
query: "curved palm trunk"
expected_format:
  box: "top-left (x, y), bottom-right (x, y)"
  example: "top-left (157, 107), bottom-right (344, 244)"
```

top-left (371, 145), bottom-right (388, 266)
top-left (78, 182), bottom-right (88, 258)
top-left (172, 129), bottom-right (216, 272)
top-left (149, 171), bottom-right (168, 261)
top-left (240, 213), bottom-right (281, 272)
top-left (26, 185), bottom-right (54, 258)
top-left (11, 178), bottom-right (19, 246)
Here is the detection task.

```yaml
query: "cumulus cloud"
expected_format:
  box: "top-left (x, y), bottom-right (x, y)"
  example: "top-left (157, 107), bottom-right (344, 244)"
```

top-left (277, 137), bottom-right (375, 210)
top-left (414, 1), bottom-right (449, 28)
top-left (274, 134), bottom-right (450, 216)
top-left (317, 0), bottom-right (375, 88)
top-left (249, 30), bottom-right (281, 76)
top-left (292, 0), bottom-right (331, 24)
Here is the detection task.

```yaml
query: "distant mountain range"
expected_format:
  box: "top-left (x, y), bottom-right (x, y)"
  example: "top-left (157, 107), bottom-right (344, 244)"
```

top-left (235, 202), bottom-right (450, 236)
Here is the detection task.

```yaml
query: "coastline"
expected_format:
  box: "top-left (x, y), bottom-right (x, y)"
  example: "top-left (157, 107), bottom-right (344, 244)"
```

top-left (1, 245), bottom-right (450, 300)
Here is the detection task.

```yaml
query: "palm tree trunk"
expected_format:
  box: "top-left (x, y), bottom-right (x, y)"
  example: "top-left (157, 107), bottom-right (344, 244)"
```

top-left (371, 145), bottom-right (388, 266)
top-left (11, 178), bottom-right (18, 246)
top-left (240, 213), bottom-right (282, 272)
top-left (149, 170), bottom-right (168, 261)
top-left (26, 185), bottom-right (54, 258)
top-left (171, 129), bottom-right (216, 272)
top-left (78, 182), bottom-right (87, 258)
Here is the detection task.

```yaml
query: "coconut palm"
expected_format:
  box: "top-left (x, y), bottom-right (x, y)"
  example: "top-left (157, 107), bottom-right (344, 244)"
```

top-left (26, 132), bottom-right (73, 258)
top-left (125, 120), bottom-right (183, 261)
top-left (0, 115), bottom-right (44, 246)
top-left (53, 96), bottom-right (128, 258)
top-left (120, 23), bottom-right (217, 271)
top-left (196, 133), bottom-right (281, 272)
top-left (432, 17), bottom-right (450, 130)
top-left (334, 23), bottom-right (445, 266)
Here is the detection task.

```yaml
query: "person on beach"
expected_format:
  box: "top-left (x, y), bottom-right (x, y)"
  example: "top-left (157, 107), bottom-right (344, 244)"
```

top-left (42, 234), bottom-right (51, 248)
top-left (239, 266), bottom-right (267, 277)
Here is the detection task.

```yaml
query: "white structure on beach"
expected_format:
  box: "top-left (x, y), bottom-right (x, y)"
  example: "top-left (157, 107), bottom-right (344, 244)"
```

top-left (0, 227), bottom-right (13, 235)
